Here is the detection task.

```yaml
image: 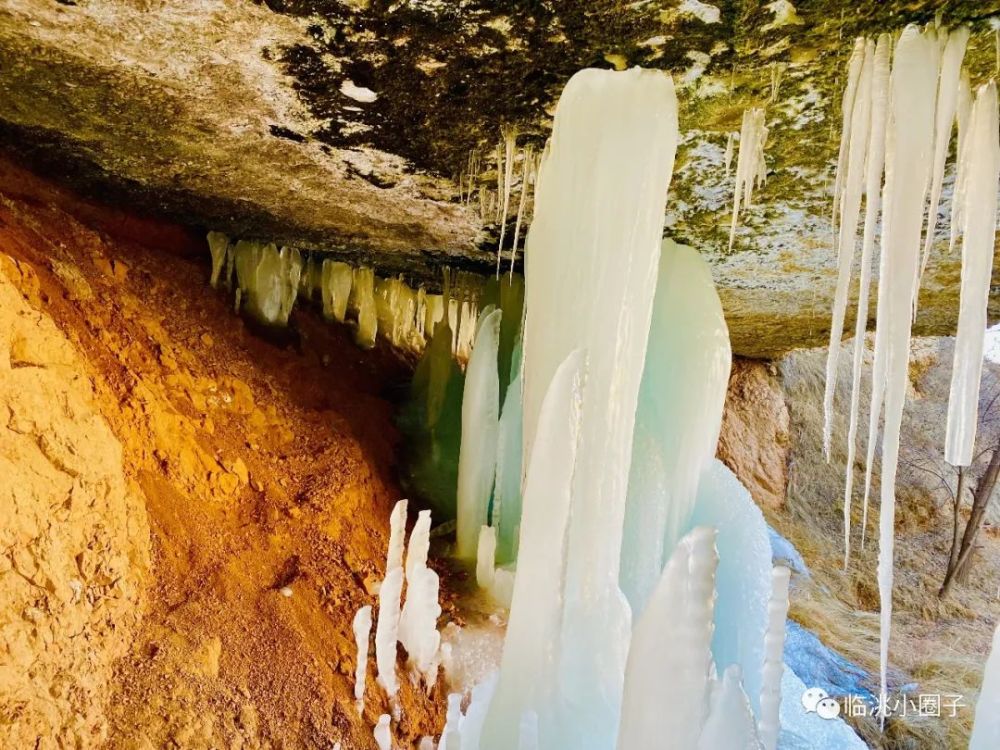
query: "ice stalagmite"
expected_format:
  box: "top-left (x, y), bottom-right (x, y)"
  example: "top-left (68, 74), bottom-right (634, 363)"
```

top-left (387, 499), bottom-right (408, 573)
top-left (845, 33), bottom-right (890, 563)
top-left (455, 308), bottom-right (502, 559)
top-left (353, 605), bottom-right (372, 713)
top-left (441, 693), bottom-right (463, 750)
top-left (823, 39), bottom-right (872, 461)
top-left (697, 666), bottom-right (759, 750)
top-left (620, 239), bottom-right (731, 614)
top-left (945, 81), bottom-right (1000, 468)
top-left (376, 567), bottom-right (404, 702)
top-left (493, 363), bottom-right (523, 564)
top-left (376, 499), bottom-right (408, 702)
top-left (398, 510), bottom-right (442, 687)
top-left (870, 25), bottom-right (940, 713)
top-left (970, 624), bottom-right (1000, 750)
top-left (918, 27), bottom-right (970, 286)
top-left (374, 714), bottom-right (392, 750)
top-left (475, 525), bottom-right (496, 589)
top-left (616, 527), bottom-right (717, 750)
top-left (518, 67), bottom-right (678, 750)
top-left (688, 459), bottom-right (771, 717)
top-left (481, 351), bottom-right (584, 750)
top-left (728, 108), bottom-right (768, 250)
top-left (758, 567), bottom-right (791, 750)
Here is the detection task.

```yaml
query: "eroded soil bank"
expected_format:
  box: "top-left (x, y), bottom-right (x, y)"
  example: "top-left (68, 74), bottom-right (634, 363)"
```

top-left (0, 156), bottom-right (447, 749)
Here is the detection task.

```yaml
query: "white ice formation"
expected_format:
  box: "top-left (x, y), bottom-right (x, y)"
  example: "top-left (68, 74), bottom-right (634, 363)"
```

top-left (728, 107), bottom-right (768, 250)
top-left (819, 23), bottom-right (1000, 713)
top-left (374, 714), bottom-right (392, 750)
top-left (456, 308), bottom-right (502, 559)
top-left (353, 604), bottom-right (373, 713)
top-left (206, 235), bottom-right (485, 360)
top-left (398, 509), bottom-right (442, 688)
top-left (620, 239), bottom-right (731, 614)
top-left (945, 81), bottom-right (1000, 467)
top-left (970, 624), bottom-right (1000, 750)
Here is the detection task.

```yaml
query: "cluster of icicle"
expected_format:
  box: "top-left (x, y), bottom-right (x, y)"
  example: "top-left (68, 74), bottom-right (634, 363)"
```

top-left (459, 128), bottom-right (542, 276)
top-left (207, 232), bottom-right (482, 359)
top-left (820, 23), bottom-right (1000, 717)
top-left (727, 107), bottom-right (769, 250)
top-left (353, 499), bottom-right (444, 749)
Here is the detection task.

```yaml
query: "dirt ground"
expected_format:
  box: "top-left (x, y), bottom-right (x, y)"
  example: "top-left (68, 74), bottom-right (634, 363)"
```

top-left (0, 156), bottom-right (446, 749)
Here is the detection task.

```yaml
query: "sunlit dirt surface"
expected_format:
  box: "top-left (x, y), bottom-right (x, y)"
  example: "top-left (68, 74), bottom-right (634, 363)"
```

top-left (0, 157), bottom-right (448, 749)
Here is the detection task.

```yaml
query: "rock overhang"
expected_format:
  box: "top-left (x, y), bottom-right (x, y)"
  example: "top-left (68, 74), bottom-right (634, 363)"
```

top-left (2, 0), bottom-right (1000, 357)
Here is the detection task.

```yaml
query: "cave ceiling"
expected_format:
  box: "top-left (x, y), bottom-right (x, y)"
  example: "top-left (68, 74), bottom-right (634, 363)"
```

top-left (2, 0), bottom-right (1000, 356)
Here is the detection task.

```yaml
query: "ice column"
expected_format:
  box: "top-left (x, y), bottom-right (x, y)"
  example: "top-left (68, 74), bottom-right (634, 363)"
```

top-left (945, 81), bottom-right (1000, 467)
top-left (481, 352), bottom-right (584, 750)
top-left (376, 499), bottom-right (408, 702)
top-left (398, 510), bottom-right (442, 687)
top-left (493, 361), bottom-right (523, 564)
top-left (970, 624), bottom-right (1000, 750)
top-left (619, 239), bottom-right (731, 614)
top-left (455, 307), bottom-right (502, 559)
top-left (758, 567), bottom-right (791, 750)
top-left (519, 66), bottom-right (678, 749)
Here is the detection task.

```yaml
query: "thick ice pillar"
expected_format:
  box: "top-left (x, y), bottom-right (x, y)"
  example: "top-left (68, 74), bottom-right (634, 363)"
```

top-left (481, 352), bottom-right (584, 750)
top-left (493, 362), bottom-right (523, 564)
top-left (620, 239), bottom-right (731, 615)
top-left (519, 66), bottom-right (678, 749)
top-left (456, 308), bottom-right (502, 559)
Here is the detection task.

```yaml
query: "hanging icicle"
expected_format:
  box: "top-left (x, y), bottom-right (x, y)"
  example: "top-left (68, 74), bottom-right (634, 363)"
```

top-left (944, 81), bottom-right (1000, 468)
top-left (846, 34), bottom-right (890, 563)
top-left (728, 108), bottom-right (768, 250)
top-left (917, 27), bottom-right (970, 293)
top-left (822, 39), bottom-right (873, 462)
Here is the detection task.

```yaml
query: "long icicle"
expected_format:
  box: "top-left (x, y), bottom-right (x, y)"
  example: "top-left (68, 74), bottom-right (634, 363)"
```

top-left (917, 27), bottom-right (969, 292)
top-left (951, 69), bottom-right (974, 255)
top-left (823, 39), bottom-right (873, 462)
top-left (832, 38), bottom-right (867, 234)
top-left (509, 144), bottom-right (535, 280)
top-left (871, 25), bottom-right (939, 725)
top-left (944, 81), bottom-right (1000, 468)
top-left (848, 34), bottom-right (890, 561)
top-left (496, 127), bottom-right (518, 277)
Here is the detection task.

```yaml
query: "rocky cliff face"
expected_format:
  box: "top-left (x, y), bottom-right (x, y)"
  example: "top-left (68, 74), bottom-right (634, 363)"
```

top-left (2, 0), bottom-right (999, 356)
top-left (0, 256), bottom-right (150, 749)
